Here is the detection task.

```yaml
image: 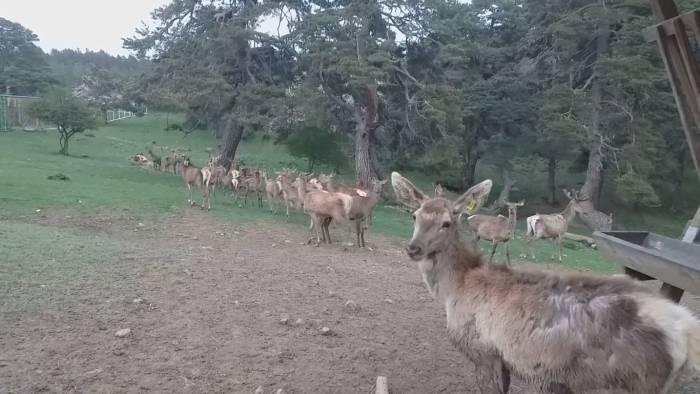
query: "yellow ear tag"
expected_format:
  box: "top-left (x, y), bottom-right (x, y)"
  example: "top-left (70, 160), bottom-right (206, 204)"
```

top-left (465, 196), bottom-right (477, 212)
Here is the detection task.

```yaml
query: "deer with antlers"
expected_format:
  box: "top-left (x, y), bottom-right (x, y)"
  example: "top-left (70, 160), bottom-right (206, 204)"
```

top-left (467, 201), bottom-right (524, 265)
top-left (525, 190), bottom-right (585, 262)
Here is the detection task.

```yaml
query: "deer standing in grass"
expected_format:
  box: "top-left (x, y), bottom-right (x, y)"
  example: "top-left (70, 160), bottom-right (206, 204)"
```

top-left (346, 178), bottom-right (387, 247)
top-left (181, 157), bottom-right (210, 210)
top-left (467, 201), bottom-right (523, 265)
top-left (525, 190), bottom-right (583, 262)
top-left (391, 171), bottom-right (700, 394)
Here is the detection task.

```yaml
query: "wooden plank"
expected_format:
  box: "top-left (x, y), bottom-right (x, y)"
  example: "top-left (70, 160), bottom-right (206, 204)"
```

top-left (376, 376), bottom-right (389, 394)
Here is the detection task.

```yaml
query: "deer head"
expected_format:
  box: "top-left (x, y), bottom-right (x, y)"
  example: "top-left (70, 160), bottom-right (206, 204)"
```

top-left (391, 172), bottom-right (492, 261)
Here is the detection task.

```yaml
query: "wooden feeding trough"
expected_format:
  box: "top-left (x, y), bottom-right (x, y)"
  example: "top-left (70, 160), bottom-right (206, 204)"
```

top-left (594, 231), bottom-right (700, 301)
top-left (593, 0), bottom-right (700, 302)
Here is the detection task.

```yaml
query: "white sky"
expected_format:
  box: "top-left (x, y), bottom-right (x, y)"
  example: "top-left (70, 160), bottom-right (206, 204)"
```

top-left (3, 0), bottom-right (171, 56)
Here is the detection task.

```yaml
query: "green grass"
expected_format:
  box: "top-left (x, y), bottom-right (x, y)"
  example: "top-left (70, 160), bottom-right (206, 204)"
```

top-left (1, 113), bottom-right (682, 275)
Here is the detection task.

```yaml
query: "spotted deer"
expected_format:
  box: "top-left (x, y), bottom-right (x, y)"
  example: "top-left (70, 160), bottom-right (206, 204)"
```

top-left (391, 171), bottom-right (700, 394)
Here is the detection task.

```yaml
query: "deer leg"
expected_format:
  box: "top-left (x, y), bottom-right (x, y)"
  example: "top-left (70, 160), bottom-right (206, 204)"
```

top-left (526, 237), bottom-right (536, 260)
top-left (324, 218), bottom-right (333, 244)
top-left (505, 241), bottom-right (511, 265)
top-left (360, 220), bottom-right (366, 248)
top-left (187, 183), bottom-right (194, 206)
top-left (355, 219), bottom-right (362, 248)
top-left (557, 236), bottom-right (563, 262)
top-left (488, 241), bottom-right (497, 263)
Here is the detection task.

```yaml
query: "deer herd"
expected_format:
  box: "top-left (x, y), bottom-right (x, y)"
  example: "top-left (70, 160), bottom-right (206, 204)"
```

top-left (152, 154), bottom-right (700, 393)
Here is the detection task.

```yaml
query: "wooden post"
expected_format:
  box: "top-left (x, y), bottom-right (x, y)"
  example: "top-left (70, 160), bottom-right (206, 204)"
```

top-left (375, 376), bottom-right (389, 394)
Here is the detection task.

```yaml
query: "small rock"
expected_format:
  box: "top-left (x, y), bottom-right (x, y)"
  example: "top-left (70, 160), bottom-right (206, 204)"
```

top-left (294, 318), bottom-right (305, 326)
top-left (384, 298), bottom-right (394, 304)
top-left (279, 315), bottom-right (290, 325)
top-left (132, 298), bottom-right (143, 304)
top-left (254, 386), bottom-right (264, 394)
top-left (192, 236), bottom-right (199, 240)
top-left (284, 240), bottom-right (291, 244)
top-left (137, 223), bottom-right (145, 228)
top-left (115, 328), bottom-right (131, 338)
top-left (276, 389), bottom-right (286, 394)
top-left (35, 209), bottom-right (41, 213)
top-left (320, 327), bottom-right (333, 336)
top-left (344, 300), bottom-right (360, 312)
top-left (112, 349), bottom-right (125, 356)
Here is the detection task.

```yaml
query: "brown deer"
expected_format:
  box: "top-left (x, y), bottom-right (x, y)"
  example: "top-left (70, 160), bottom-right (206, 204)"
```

top-left (391, 171), bottom-right (700, 394)
top-left (525, 190), bottom-right (582, 262)
top-left (264, 171), bottom-right (282, 213)
top-left (181, 157), bottom-right (210, 210)
top-left (467, 201), bottom-right (524, 265)
top-left (346, 178), bottom-right (387, 247)
top-left (303, 189), bottom-right (353, 246)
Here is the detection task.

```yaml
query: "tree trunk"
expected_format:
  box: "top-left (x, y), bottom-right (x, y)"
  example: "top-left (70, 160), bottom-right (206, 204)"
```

top-left (548, 157), bottom-right (557, 205)
top-left (576, 0), bottom-right (612, 232)
top-left (354, 85), bottom-right (379, 189)
top-left (462, 148), bottom-right (479, 189)
top-left (354, 115), bottom-right (372, 189)
top-left (218, 119), bottom-right (243, 170)
top-left (488, 168), bottom-right (515, 211)
top-left (58, 130), bottom-right (69, 155)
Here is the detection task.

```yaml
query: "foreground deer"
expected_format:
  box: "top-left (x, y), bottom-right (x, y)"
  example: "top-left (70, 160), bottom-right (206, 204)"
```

top-left (467, 201), bottom-right (523, 265)
top-left (391, 171), bottom-right (700, 394)
top-left (181, 158), bottom-right (210, 210)
top-left (525, 190), bottom-right (581, 262)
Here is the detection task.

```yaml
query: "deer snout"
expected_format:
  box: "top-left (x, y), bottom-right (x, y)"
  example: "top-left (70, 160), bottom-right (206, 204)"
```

top-left (406, 243), bottom-right (423, 260)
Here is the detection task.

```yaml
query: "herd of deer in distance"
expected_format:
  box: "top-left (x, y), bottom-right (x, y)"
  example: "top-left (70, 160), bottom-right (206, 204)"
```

top-left (135, 149), bottom-right (700, 394)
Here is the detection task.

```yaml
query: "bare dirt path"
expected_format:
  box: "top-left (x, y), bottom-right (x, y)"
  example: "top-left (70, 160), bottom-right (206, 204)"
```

top-left (1, 210), bottom-right (698, 393)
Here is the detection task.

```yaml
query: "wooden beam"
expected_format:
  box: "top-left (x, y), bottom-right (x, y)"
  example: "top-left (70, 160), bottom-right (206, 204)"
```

top-left (649, 0), bottom-right (680, 20)
top-left (643, 11), bottom-right (700, 42)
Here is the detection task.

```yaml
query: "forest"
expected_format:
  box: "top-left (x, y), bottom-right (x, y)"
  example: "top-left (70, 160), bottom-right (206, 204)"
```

top-left (3, 0), bottom-right (700, 232)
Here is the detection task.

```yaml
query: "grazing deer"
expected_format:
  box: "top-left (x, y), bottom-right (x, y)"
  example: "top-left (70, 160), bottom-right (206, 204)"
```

top-left (181, 157), bottom-right (210, 210)
top-left (525, 190), bottom-right (581, 262)
top-left (467, 201), bottom-right (524, 265)
top-left (391, 171), bottom-right (700, 394)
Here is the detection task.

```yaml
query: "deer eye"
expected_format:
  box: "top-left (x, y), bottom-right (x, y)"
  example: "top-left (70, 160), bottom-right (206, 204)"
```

top-left (441, 221), bottom-right (451, 229)
top-left (412, 214), bottom-right (416, 221)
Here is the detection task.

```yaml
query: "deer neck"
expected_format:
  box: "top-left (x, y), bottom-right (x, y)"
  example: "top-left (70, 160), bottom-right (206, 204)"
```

top-left (562, 200), bottom-right (577, 223)
top-left (419, 233), bottom-right (482, 303)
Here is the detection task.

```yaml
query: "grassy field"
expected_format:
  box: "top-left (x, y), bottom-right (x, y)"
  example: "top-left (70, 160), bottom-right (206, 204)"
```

top-left (2, 113), bottom-right (692, 275)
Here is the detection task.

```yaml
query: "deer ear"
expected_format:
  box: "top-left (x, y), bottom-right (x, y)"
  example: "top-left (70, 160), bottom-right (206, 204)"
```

top-left (452, 180), bottom-right (492, 216)
top-left (434, 184), bottom-right (444, 197)
top-left (391, 172), bottom-right (428, 209)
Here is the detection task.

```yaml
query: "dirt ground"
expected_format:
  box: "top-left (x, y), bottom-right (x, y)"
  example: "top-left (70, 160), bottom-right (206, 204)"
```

top-left (1, 210), bottom-right (699, 393)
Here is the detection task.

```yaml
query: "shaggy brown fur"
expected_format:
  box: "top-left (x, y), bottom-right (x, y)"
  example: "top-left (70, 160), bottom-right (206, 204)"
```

top-left (391, 171), bottom-right (700, 394)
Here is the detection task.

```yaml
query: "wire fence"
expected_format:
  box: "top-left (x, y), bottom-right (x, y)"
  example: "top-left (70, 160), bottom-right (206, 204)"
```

top-left (0, 95), bottom-right (53, 131)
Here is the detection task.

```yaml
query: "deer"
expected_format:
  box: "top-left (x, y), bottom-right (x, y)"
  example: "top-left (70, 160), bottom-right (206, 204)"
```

top-left (390, 171), bottom-right (700, 394)
top-left (467, 201), bottom-right (524, 265)
top-left (303, 189), bottom-right (354, 246)
top-left (346, 178), bottom-right (388, 247)
top-left (525, 189), bottom-right (582, 262)
top-left (181, 157), bottom-right (211, 210)
top-left (238, 170), bottom-right (264, 207)
top-left (264, 171), bottom-right (283, 213)
top-left (163, 152), bottom-right (184, 174)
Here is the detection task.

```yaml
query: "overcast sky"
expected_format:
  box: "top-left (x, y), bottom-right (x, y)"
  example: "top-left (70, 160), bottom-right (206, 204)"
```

top-left (3, 0), bottom-right (171, 56)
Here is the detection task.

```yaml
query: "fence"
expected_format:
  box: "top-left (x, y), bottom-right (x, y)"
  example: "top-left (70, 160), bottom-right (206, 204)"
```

top-left (106, 105), bottom-right (147, 123)
top-left (0, 95), bottom-right (53, 131)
